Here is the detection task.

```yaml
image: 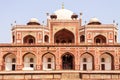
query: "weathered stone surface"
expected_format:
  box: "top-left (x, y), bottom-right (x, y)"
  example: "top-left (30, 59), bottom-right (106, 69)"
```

top-left (54, 74), bottom-right (61, 78)
top-left (82, 74), bottom-right (90, 79)
top-left (112, 74), bottom-right (118, 79)
top-left (32, 74), bottom-right (53, 79)
top-left (24, 75), bottom-right (31, 79)
top-left (61, 73), bottom-right (80, 79)
top-left (90, 74), bottom-right (101, 79)
top-left (3, 75), bottom-right (24, 79)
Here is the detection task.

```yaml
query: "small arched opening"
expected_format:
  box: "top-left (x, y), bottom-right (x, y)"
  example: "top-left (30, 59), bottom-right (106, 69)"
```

top-left (23, 35), bottom-right (35, 44)
top-left (44, 35), bottom-right (49, 43)
top-left (94, 35), bottom-right (106, 44)
top-left (80, 35), bottom-right (85, 43)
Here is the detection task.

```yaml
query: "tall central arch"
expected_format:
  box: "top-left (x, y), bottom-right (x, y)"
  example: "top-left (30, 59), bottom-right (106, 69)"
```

top-left (54, 29), bottom-right (75, 43)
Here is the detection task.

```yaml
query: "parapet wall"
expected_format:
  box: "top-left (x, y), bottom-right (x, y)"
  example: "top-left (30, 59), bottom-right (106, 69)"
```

top-left (0, 71), bottom-right (120, 80)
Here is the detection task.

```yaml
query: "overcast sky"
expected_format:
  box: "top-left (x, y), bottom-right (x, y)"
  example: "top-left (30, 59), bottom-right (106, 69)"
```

top-left (0, 0), bottom-right (120, 43)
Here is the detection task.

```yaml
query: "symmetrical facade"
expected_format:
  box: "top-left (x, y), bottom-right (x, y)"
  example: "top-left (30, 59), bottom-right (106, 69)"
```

top-left (0, 7), bottom-right (120, 79)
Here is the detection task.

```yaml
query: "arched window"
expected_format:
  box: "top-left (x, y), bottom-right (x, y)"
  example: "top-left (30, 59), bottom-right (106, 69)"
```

top-left (83, 58), bottom-right (87, 62)
top-left (101, 58), bottom-right (105, 62)
top-left (42, 53), bottom-right (55, 70)
top-left (44, 35), bottom-right (49, 43)
top-left (23, 53), bottom-right (36, 70)
top-left (80, 35), bottom-right (85, 42)
top-left (100, 53), bottom-right (114, 70)
top-left (30, 58), bottom-right (34, 62)
top-left (80, 53), bottom-right (94, 70)
top-left (47, 58), bottom-right (51, 62)
top-left (12, 58), bottom-right (16, 63)
top-left (3, 53), bottom-right (16, 71)
top-left (23, 35), bottom-right (35, 44)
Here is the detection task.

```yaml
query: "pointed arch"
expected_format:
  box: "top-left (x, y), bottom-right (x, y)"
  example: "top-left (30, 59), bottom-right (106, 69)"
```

top-left (80, 35), bottom-right (85, 43)
top-left (54, 29), bottom-right (75, 43)
top-left (22, 52), bottom-right (36, 70)
top-left (44, 35), bottom-right (49, 43)
top-left (100, 52), bottom-right (114, 70)
top-left (3, 53), bottom-right (16, 71)
top-left (42, 52), bottom-right (55, 70)
top-left (80, 52), bottom-right (94, 70)
top-left (94, 35), bottom-right (106, 44)
top-left (23, 35), bottom-right (35, 44)
top-left (61, 52), bottom-right (75, 70)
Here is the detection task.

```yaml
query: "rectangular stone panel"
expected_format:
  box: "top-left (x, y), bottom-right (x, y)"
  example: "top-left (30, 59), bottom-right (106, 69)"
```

top-left (32, 74), bottom-right (53, 79)
top-left (54, 74), bottom-right (61, 78)
top-left (3, 75), bottom-right (24, 79)
top-left (24, 75), bottom-right (32, 79)
top-left (112, 74), bottom-right (118, 79)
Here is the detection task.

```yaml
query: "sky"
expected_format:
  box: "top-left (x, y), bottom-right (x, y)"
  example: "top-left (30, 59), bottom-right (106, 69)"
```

top-left (0, 0), bottom-right (120, 43)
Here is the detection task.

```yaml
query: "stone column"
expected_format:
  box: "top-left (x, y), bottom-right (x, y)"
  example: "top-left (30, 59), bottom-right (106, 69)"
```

top-left (55, 57), bottom-right (61, 70)
top-left (16, 50), bottom-right (23, 70)
top-left (55, 48), bottom-right (61, 70)
top-left (36, 50), bottom-right (42, 70)
top-left (94, 50), bottom-right (100, 70)
top-left (114, 56), bottom-right (119, 70)
top-left (114, 50), bottom-right (119, 70)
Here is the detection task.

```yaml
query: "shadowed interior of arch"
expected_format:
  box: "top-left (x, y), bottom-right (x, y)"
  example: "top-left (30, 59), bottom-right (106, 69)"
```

top-left (54, 29), bottom-right (75, 44)
top-left (23, 35), bottom-right (35, 44)
top-left (94, 35), bottom-right (106, 44)
top-left (62, 53), bottom-right (74, 70)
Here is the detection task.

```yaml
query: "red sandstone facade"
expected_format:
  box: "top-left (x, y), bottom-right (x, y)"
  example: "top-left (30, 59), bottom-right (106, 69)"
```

top-left (0, 7), bottom-right (119, 73)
